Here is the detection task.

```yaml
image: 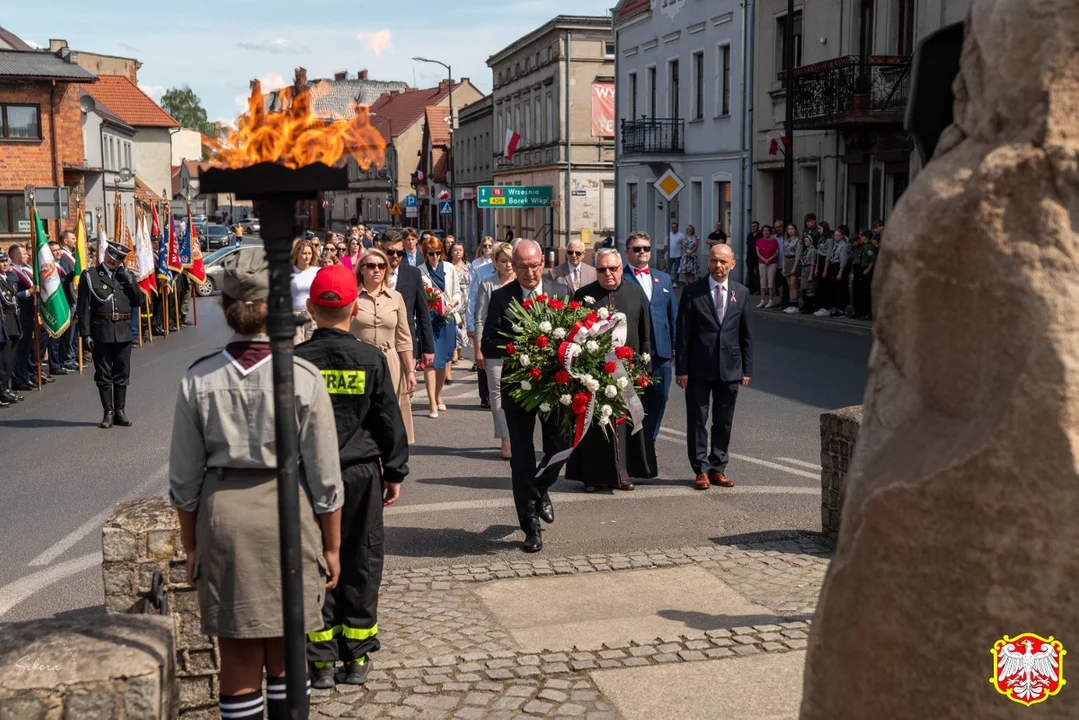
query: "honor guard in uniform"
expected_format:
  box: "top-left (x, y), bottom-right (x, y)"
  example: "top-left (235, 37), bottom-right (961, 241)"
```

top-left (295, 264), bottom-right (409, 688)
top-left (76, 241), bottom-right (144, 428)
top-left (0, 250), bottom-right (24, 406)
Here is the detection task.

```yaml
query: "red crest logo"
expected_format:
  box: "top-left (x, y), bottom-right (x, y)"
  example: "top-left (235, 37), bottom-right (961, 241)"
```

top-left (991, 633), bottom-right (1065, 706)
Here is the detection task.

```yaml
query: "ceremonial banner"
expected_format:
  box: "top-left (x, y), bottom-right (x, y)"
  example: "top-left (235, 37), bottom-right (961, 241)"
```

top-left (96, 223), bottom-right (109, 265)
top-left (182, 215), bottom-right (207, 284)
top-left (73, 213), bottom-right (88, 294)
top-left (165, 209), bottom-right (182, 272)
top-left (32, 208), bottom-right (71, 338)
top-left (135, 213), bottom-right (157, 296)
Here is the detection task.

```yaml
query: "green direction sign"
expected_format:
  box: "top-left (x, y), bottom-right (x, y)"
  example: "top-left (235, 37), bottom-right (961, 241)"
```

top-left (478, 185), bottom-right (553, 208)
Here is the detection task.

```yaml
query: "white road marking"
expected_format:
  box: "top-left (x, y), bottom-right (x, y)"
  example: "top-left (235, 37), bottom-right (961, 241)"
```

top-left (775, 456), bottom-right (822, 471)
top-left (388, 484), bottom-right (816, 516)
top-left (0, 552), bottom-right (101, 618)
top-left (28, 465), bottom-right (168, 567)
top-left (657, 428), bottom-right (820, 480)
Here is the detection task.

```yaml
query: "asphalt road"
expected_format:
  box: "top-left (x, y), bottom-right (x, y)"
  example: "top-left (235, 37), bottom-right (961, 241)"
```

top-left (0, 302), bottom-right (870, 623)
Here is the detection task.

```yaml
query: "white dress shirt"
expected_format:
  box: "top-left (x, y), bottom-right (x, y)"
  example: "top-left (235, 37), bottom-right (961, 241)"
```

top-left (630, 265), bottom-right (653, 301)
top-left (388, 267), bottom-right (399, 291)
top-left (708, 275), bottom-right (729, 324)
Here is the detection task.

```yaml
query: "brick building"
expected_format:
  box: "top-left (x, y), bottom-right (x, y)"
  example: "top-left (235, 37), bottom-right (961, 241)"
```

top-left (0, 39), bottom-right (96, 242)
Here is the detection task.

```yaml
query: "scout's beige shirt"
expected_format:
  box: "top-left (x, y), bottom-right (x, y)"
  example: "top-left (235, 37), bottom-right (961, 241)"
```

top-left (169, 333), bottom-right (344, 514)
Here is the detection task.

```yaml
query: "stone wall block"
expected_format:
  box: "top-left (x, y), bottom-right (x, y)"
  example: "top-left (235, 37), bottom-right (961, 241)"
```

top-left (101, 527), bottom-right (137, 563)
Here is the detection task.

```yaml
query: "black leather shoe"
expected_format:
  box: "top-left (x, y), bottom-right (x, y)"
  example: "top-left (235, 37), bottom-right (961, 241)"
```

top-left (51, 367), bottom-right (72, 376)
top-left (618, 481), bottom-right (635, 491)
top-left (0, 391), bottom-right (18, 404)
top-left (10, 392), bottom-right (24, 402)
top-left (538, 494), bottom-right (554, 524)
top-left (522, 533), bottom-right (543, 553)
top-left (41, 374), bottom-right (55, 384)
top-left (11, 383), bottom-right (36, 392)
top-left (0, 398), bottom-right (9, 408)
top-left (99, 411), bottom-right (114, 429)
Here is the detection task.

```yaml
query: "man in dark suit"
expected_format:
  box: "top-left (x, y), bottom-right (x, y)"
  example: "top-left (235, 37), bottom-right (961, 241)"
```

top-left (624, 231), bottom-right (677, 443)
top-left (76, 241), bottom-right (144, 428)
top-left (482, 239), bottom-right (571, 553)
top-left (675, 243), bottom-right (753, 490)
top-left (0, 250), bottom-right (23, 405)
top-left (57, 230), bottom-right (80, 369)
top-left (381, 230), bottom-right (434, 367)
top-left (6, 243), bottom-right (43, 391)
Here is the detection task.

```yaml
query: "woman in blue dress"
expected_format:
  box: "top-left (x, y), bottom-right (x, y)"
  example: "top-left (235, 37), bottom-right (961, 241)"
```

top-left (419, 237), bottom-right (461, 419)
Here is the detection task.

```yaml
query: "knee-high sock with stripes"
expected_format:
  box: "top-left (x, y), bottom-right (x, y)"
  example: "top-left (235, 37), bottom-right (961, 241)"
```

top-left (218, 690), bottom-right (263, 719)
top-left (265, 677), bottom-right (310, 720)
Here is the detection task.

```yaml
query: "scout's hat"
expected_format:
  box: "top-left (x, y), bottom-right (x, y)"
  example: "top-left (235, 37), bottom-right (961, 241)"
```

top-left (105, 241), bottom-right (130, 263)
top-left (221, 246), bottom-right (269, 301)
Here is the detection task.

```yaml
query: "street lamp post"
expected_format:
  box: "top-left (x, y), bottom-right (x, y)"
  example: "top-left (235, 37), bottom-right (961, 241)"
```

top-left (413, 57), bottom-right (456, 238)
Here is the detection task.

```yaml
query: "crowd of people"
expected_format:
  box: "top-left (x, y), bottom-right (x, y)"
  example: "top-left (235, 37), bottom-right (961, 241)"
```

top-left (0, 231), bottom-right (195, 413)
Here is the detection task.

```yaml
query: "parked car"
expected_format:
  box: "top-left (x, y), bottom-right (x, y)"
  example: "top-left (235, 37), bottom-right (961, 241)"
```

top-left (195, 242), bottom-right (264, 297)
top-left (237, 218), bottom-right (261, 235)
top-left (204, 224), bottom-right (233, 250)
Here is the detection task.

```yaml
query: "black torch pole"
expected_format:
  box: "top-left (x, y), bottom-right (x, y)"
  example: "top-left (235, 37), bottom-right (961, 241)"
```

top-left (257, 196), bottom-right (308, 719)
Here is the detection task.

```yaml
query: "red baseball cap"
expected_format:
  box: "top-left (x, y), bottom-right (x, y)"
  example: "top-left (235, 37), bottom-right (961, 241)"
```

top-left (309, 264), bottom-right (358, 308)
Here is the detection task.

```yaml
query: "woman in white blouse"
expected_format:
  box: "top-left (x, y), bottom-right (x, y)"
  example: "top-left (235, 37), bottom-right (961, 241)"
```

top-left (289, 240), bottom-right (318, 344)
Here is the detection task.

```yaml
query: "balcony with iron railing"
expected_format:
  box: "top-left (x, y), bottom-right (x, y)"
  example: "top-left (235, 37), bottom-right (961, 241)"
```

top-left (620, 118), bottom-right (685, 156)
top-left (790, 55), bottom-right (912, 130)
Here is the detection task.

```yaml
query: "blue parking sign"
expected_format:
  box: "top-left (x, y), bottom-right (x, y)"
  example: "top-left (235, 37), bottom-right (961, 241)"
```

top-left (404, 195), bottom-right (417, 208)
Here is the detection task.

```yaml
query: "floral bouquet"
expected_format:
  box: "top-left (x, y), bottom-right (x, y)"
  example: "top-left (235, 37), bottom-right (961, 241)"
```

top-left (501, 293), bottom-right (651, 443)
top-left (422, 277), bottom-right (454, 319)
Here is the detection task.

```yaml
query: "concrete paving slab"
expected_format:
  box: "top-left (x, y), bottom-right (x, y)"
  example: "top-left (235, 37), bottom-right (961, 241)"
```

top-left (474, 565), bottom-right (779, 648)
top-left (591, 651), bottom-right (806, 720)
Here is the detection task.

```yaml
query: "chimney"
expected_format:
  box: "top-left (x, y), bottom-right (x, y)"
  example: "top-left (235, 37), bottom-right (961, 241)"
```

top-left (294, 67), bottom-right (308, 92)
top-left (334, 71), bottom-right (347, 81)
top-left (359, 69), bottom-right (369, 80)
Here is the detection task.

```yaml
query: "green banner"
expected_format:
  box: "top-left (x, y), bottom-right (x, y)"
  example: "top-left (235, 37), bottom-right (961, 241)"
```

top-left (32, 208), bottom-right (71, 338)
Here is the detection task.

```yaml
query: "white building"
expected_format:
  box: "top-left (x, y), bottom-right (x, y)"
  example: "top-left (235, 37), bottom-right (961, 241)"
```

top-left (80, 91), bottom-right (135, 237)
top-left (453, 95), bottom-right (493, 250)
top-left (614, 0), bottom-right (747, 268)
top-left (751, 0), bottom-right (968, 235)
top-left (171, 127), bottom-right (203, 164)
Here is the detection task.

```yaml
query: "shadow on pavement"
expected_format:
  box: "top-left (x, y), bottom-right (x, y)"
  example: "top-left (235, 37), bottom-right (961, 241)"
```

top-left (0, 418), bottom-right (101, 429)
top-left (709, 529), bottom-right (832, 557)
top-left (386, 524), bottom-right (521, 558)
top-left (410, 444), bottom-right (507, 463)
top-left (656, 609), bottom-right (814, 630)
top-left (413, 475), bottom-right (511, 491)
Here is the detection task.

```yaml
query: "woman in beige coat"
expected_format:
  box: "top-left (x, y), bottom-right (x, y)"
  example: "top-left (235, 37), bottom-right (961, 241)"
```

top-left (350, 248), bottom-right (417, 442)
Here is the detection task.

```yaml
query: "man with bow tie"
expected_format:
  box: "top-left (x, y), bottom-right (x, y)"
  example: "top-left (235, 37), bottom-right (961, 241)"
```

top-left (624, 231), bottom-right (677, 444)
top-left (675, 244), bottom-right (754, 491)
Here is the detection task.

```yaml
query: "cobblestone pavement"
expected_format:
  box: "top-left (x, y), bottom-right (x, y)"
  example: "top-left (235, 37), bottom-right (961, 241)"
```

top-left (311, 537), bottom-right (830, 719)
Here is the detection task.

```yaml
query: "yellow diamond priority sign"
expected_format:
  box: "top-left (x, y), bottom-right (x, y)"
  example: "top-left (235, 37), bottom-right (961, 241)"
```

top-left (654, 169), bottom-right (684, 201)
top-left (389, 203), bottom-right (403, 216)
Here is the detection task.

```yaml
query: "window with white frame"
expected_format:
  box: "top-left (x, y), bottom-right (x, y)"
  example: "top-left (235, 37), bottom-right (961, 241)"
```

top-left (647, 66), bottom-right (657, 118)
top-left (546, 92), bottom-right (554, 143)
top-left (718, 44), bottom-right (731, 116)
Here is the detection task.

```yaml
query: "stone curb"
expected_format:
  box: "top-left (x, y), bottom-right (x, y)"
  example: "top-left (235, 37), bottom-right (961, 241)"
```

top-left (381, 540), bottom-right (832, 593)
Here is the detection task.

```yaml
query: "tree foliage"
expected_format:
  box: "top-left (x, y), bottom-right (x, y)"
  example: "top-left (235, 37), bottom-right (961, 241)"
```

top-left (159, 86), bottom-right (215, 137)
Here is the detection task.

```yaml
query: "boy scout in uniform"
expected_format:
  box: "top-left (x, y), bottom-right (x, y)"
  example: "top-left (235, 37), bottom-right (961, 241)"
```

top-left (169, 247), bottom-right (344, 720)
top-left (295, 263), bottom-right (409, 688)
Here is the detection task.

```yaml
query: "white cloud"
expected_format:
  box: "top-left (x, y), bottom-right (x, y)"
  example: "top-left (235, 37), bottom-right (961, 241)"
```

top-left (357, 29), bottom-right (392, 56)
top-left (236, 38), bottom-right (310, 55)
top-left (23, 39), bottom-right (43, 49)
top-left (140, 85), bottom-right (166, 102)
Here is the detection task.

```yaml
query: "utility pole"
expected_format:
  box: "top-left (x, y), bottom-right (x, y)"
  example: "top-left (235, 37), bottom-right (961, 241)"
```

top-left (783, 0), bottom-right (795, 229)
top-left (741, 0), bottom-right (756, 285)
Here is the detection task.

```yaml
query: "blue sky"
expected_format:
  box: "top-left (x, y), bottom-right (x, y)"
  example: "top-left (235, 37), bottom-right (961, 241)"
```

top-left (4, 0), bottom-right (616, 124)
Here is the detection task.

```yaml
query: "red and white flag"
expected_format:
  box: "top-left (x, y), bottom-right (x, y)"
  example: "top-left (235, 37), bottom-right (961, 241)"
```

top-left (504, 128), bottom-right (522, 160)
top-left (768, 133), bottom-right (789, 156)
top-left (438, 189), bottom-right (450, 201)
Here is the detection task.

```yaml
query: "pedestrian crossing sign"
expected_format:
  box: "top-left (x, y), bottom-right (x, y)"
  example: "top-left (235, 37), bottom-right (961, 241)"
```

top-left (439, 201), bottom-right (453, 215)
top-left (389, 203), bottom-right (403, 216)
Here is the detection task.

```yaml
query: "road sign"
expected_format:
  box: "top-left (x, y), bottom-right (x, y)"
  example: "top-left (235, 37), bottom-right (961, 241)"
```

top-left (654, 169), bottom-right (684, 201)
top-left (406, 207), bottom-right (417, 218)
top-left (389, 203), bottom-right (403, 216)
top-left (478, 185), bottom-right (553, 208)
top-left (439, 201), bottom-right (453, 216)
top-left (404, 195), bottom-right (418, 208)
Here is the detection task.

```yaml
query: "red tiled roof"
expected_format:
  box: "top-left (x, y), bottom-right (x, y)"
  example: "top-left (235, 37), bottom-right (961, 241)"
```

top-left (425, 106), bottom-right (452, 146)
top-left (368, 81), bottom-right (463, 139)
top-left (430, 148), bottom-right (448, 183)
top-left (85, 76), bottom-right (179, 128)
top-left (135, 177), bottom-right (163, 205)
top-left (615, 0), bottom-right (651, 23)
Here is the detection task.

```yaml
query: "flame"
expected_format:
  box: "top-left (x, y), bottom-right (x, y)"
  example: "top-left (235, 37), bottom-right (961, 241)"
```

top-left (210, 80), bottom-right (386, 171)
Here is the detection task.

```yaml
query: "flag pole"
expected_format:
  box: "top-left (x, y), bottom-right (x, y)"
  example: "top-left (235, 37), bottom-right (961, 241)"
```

top-left (173, 280), bottom-right (180, 331)
top-left (27, 189), bottom-right (42, 390)
top-left (163, 288), bottom-right (169, 339)
top-left (145, 297), bottom-right (152, 343)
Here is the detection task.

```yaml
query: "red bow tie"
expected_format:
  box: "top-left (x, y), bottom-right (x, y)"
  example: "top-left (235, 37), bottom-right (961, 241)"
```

top-left (633, 267), bottom-right (650, 276)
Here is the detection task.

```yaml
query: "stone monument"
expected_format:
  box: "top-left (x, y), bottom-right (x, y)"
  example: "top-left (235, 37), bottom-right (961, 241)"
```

top-left (801, 1), bottom-right (1079, 717)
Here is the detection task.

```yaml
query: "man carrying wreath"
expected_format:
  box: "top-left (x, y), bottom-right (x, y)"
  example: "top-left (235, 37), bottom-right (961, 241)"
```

top-left (565, 248), bottom-right (657, 492)
top-left (481, 240), bottom-right (571, 553)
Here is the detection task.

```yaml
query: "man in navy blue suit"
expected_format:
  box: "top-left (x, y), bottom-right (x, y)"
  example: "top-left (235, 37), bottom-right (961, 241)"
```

top-left (675, 243), bottom-right (753, 490)
top-left (624, 231), bottom-right (677, 444)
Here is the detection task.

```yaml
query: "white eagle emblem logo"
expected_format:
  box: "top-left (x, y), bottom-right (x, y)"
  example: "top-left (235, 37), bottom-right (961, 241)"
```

top-left (991, 634), bottom-right (1066, 706)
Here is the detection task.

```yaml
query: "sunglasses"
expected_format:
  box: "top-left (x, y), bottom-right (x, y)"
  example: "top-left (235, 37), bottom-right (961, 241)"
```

top-left (363, 262), bottom-right (387, 270)
top-left (566, 251), bottom-right (584, 257)
top-left (481, 244), bottom-right (493, 249)
top-left (629, 246), bottom-right (651, 253)
top-left (597, 266), bottom-right (621, 274)
top-left (426, 251), bottom-right (442, 257)
top-left (383, 249), bottom-right (404, 257)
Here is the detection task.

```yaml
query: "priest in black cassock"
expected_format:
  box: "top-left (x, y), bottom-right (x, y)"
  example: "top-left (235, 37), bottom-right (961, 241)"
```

top-left (566, 248), bottom-right (658, 491)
